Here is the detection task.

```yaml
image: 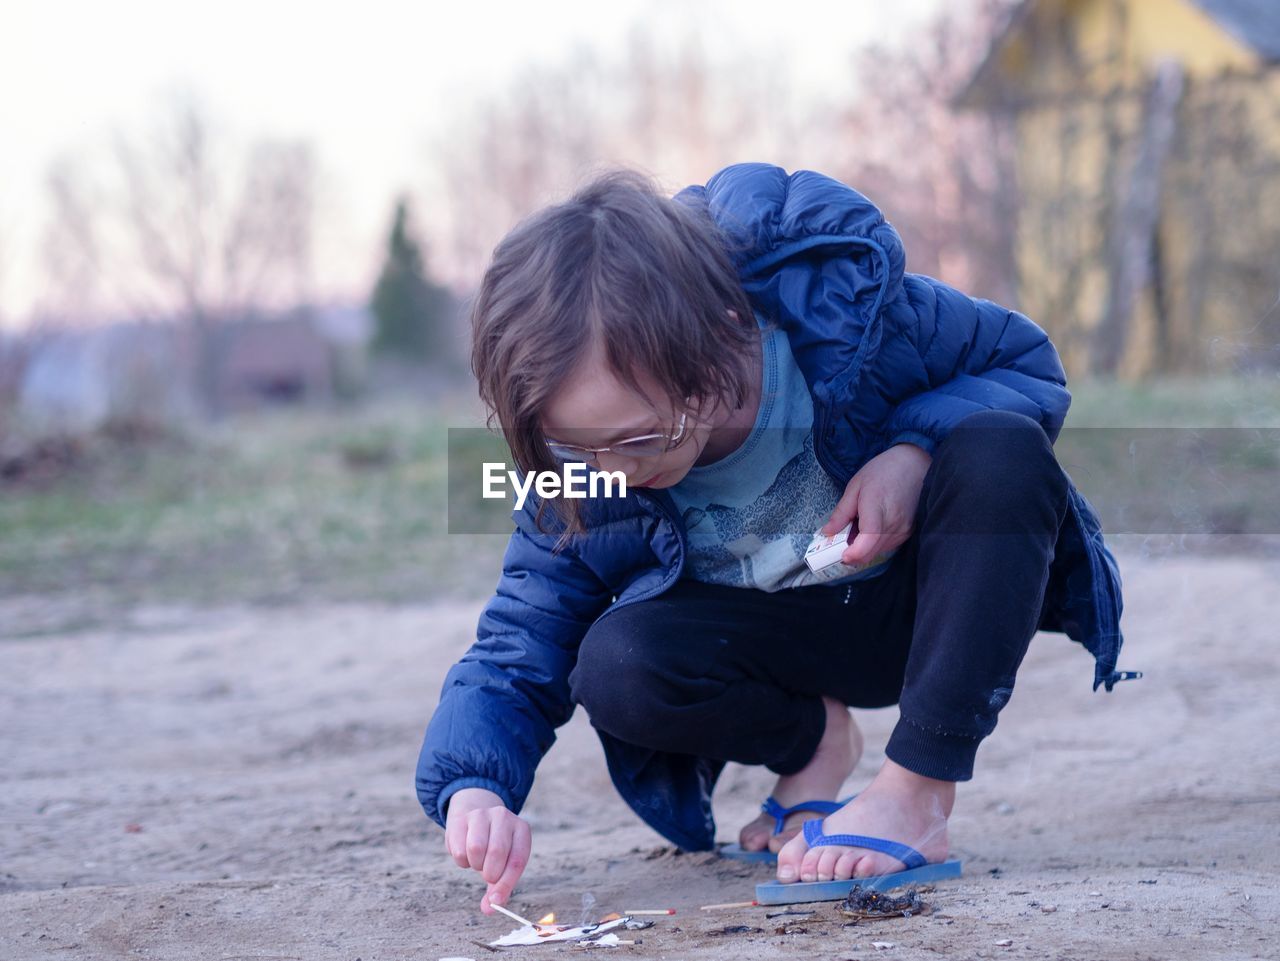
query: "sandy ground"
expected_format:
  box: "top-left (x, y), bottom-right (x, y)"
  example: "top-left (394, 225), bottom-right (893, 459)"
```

top-left (2, 548), bottom-right (1279, 961)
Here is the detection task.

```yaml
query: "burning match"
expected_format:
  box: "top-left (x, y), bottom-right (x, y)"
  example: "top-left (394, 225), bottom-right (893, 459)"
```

top-left (490, 903), bottom-right (537, 927)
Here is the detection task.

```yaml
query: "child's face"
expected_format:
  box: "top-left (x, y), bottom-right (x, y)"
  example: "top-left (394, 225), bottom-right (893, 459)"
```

top-left (540, 343), bottom-right (716, 489)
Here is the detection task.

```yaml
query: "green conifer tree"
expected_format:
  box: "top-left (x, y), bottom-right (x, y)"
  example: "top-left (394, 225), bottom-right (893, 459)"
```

top-left (370, 197), bottom-right (452, 360)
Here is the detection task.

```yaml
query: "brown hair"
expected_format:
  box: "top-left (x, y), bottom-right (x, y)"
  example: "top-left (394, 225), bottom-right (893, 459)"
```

top-left (471, 168), bottom-right (768, 552)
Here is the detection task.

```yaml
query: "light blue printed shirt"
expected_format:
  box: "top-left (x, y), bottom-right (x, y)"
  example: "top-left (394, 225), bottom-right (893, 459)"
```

top-left (667, 315), bottom-right (897, 592)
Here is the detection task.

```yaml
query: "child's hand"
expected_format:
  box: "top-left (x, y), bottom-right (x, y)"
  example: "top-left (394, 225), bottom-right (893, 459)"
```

top-left (444, 787), bottom-right (532, 913)
top-left (821, 443), bottom-right (932, 565)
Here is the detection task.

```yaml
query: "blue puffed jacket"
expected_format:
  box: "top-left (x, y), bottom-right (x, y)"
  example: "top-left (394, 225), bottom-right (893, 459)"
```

top-left (416, 163), bottom-right (1129, 852)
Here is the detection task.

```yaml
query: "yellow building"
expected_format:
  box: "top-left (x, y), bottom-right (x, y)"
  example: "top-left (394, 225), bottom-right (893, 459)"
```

top-left (959, 0), bottom-right (1280, 377)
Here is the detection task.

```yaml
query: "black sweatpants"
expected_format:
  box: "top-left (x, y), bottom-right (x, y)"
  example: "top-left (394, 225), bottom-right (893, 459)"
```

top-left (568, 410), bottom-right (1071, 782)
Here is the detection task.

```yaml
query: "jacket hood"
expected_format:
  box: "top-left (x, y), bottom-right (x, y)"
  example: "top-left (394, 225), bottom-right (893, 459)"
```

top-left (676, 163), bottom-right (907, 406)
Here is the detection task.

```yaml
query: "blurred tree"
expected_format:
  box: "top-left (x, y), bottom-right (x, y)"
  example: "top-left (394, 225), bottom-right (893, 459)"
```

top-left (828, 0), bottom-right (1021, 306)
top-left (425, 6), bottom-right (1020, 316)
top-left (41, 157), bottom-right (105, 324)
top-left (428, 19), bottom-right (807, 288)
top-left (370, 197), bottom-right (453, 362)
top-left (111, 97), bottom-right (316, 323)
top-left (36, 94), bottom-right (320, 415)
top-left (0, 220), bottom-right (6, 327)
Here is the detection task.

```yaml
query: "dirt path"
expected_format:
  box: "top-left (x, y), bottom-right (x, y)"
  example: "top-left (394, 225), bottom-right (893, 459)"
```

top-left (2, 549), bottom-right (1278, 960)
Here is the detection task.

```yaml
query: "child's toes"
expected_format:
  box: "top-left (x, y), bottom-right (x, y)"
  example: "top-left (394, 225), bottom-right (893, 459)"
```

top-left (775, 833), bottom-right (806, 882)
top-left (834, 849), bottom-right (861, 880)
top-left (854, 851), bottom-right (899, 878)
top-left (815, 848), bottom-right (842, 881)
top-left (851, 852), bottom-right (877, 878)
top-left (737, 819), bottom-right (769, 852)
top-left (799, 847), bottom-right (825, 882)
top-left (767, 823), bottom-right (802, 853)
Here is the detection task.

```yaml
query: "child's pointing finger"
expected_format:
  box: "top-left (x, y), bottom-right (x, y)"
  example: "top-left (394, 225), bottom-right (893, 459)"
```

top-left (484, 819), bottom-right (531, 910)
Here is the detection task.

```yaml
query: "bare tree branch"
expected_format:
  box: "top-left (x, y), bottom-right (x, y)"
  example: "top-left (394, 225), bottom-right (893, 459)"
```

top-left (39, 95), bottom-right (317, 332)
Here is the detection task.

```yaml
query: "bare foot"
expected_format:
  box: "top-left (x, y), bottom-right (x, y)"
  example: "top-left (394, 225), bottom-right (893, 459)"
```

top-left (738, 697), bottom-right (863, 853)
top-left (775, 759), bottom-right (955, 882)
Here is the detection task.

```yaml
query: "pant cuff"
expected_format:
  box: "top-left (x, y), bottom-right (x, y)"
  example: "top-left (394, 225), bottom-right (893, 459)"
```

top-left (767, 697), bottom-right (827, 776)
top-left (885, 717), bottom-right (982, 782)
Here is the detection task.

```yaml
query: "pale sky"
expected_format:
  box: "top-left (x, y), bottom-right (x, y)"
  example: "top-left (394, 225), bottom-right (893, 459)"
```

top-left (1, 0), bottom-right (945, 326)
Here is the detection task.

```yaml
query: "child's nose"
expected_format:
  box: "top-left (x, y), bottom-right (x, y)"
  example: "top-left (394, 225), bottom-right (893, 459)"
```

top-left (593, 450), bottom-right (644, 478)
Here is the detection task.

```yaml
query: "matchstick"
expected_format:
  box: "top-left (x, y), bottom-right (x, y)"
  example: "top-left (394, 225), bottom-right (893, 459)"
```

top-left (490, 902), bottom-right (537, 927)
top-left (623, 909), bottom-right (676, 915)
top-left (699, 900), bottom-right (758, 911)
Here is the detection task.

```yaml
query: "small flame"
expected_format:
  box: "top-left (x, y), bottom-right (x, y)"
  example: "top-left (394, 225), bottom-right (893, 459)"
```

top-left (536, 913), bottom-right (556, 925)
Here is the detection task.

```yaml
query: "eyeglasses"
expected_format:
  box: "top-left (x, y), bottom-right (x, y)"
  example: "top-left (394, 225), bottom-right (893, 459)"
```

top-left (545, 412), bottom-right (688, 464)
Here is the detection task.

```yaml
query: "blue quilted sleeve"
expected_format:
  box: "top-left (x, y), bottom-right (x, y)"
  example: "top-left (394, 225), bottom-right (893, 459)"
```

top-left (881, 276), bottom-right (1071, 455)
top-left (415, 503), bottom-right (611, 829)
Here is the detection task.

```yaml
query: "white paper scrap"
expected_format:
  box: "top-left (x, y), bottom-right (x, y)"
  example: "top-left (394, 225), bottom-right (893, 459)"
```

top-left (490, 917), bottom-right (628, 947)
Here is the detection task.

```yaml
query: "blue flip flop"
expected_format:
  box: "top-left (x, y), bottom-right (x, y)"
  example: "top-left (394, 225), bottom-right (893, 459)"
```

top-left (755, 819), bottom-right (963, 905)
top-left (718, 795), bottom-right (853, 863)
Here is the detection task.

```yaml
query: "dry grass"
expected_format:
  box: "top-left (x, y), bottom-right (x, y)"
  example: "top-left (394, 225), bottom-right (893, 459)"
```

top-left (2, 376), bottom-right (1277, 636)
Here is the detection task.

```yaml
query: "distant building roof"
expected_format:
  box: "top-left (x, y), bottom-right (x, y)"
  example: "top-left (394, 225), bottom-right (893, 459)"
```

top-left (1192, 0), bottom-right (1280, 60)
top-left (958, 0), bottom-right (1280, 109)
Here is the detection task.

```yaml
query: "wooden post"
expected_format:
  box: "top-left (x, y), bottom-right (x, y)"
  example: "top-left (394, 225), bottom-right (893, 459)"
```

top-left (1092, 59), bottom-right (1185, 376)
